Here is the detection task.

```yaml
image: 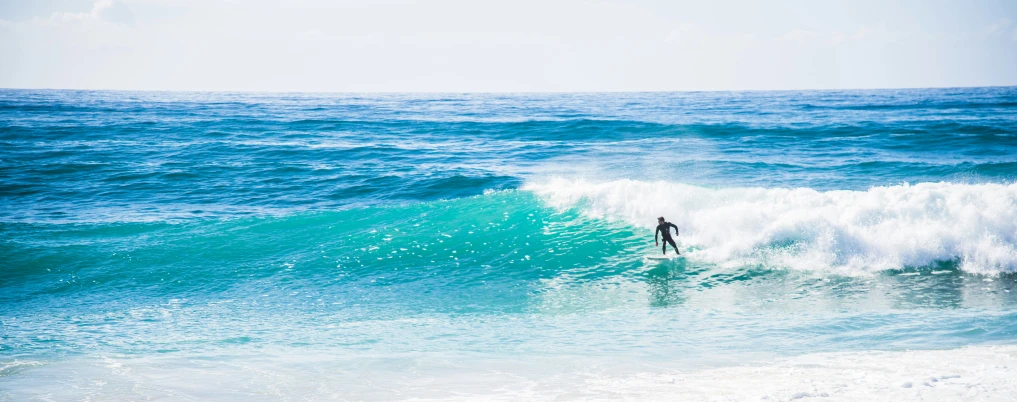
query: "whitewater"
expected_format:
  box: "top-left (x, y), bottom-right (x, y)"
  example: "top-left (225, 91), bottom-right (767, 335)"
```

top-left (527, 179), bottom-right (1017, 274)
top-left (2, 88), bottom-right (1017, 400)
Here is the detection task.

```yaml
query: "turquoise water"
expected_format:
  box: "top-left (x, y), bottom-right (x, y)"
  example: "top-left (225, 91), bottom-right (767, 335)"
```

top-left (2, 88), bottom-right (1017, 399)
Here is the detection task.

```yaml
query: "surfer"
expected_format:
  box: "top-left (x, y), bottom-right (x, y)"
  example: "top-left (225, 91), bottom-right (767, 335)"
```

top-left (655, 217), bottom-right (681, 255)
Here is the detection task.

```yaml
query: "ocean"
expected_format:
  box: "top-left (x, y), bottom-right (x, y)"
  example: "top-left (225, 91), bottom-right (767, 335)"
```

top-left (2, 87), bottom-right (1017, 400)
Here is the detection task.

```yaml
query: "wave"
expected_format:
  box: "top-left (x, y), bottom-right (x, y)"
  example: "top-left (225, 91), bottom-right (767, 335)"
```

top-left (801, 100), bottom-right (1017, 111)
top-left (0, 191), bottom-right (641, 306)
top-left (525, 179), bottom-right (1017, 275)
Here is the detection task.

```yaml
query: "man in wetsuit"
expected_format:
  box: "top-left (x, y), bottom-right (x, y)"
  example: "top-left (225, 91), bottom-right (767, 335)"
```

top-left (655, 216), bottom-right (681, 255)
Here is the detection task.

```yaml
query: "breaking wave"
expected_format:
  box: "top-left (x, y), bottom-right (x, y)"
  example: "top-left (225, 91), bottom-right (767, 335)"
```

top-left (526, 179), bottom-right (1017, 275)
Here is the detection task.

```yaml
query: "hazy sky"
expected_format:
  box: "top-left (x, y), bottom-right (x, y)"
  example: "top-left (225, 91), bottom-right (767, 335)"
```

top-left (2, 0), bottom-right (1016, 92)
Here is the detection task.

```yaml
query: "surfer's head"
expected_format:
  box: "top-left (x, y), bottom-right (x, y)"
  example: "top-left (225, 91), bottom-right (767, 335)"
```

top-left (658, 216), bottom-right (665, 223)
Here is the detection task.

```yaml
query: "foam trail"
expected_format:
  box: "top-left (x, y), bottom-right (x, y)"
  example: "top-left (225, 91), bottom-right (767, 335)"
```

top-left (525, 179), bottom-right (1017, 275)
top-left (561, 346), bottom-right (1017, 402)
top-left (6, 346), bottom-right (1016, 400)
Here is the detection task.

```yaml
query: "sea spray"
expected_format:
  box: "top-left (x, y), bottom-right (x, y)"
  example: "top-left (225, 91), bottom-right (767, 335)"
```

top-left (3, 88), bottom-right (1017, 400)
top-left (526, 179), bottom-right (1017, 274)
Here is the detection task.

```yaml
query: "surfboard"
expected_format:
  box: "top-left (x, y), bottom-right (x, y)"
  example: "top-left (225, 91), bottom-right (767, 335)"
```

top-left (644, 254), bottom-right (680, 261)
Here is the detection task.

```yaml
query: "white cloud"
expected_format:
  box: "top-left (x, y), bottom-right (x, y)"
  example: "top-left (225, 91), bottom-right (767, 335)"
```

top-left (48, 0), bottom-right (135, 25)
top-left (95, 0), bottom-right (136, 25)
top-left (983, 18), bottom-right (1011, 36)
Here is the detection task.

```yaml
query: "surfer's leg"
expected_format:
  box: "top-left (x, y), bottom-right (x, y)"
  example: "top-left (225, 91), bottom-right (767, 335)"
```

top-left (662, 242), bottom-right (667, 255)
top-left (667, 238), bottom-right (680, 255)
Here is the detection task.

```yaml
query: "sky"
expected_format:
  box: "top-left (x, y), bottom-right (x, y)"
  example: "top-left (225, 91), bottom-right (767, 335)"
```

top-left (1, 0), bottom-right (1016, 92)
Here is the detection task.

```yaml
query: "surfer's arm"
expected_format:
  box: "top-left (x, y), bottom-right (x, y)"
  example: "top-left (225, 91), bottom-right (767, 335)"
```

top-left (655, 227), bottom-right (660, 244)
top-left (669, 223), bottom-right (679, 236)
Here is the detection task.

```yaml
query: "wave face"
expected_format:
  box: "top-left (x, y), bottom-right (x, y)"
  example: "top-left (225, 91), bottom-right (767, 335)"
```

top-left (528, 179), bottom-right (1017, 274)
top-left (0, 191), bottom-right (643, 315)
top-left (2, 88), bottom-right (1017, 399)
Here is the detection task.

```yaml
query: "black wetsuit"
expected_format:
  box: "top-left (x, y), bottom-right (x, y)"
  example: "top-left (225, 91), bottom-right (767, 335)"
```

top-left (655, 222), bottom-right (680, 255)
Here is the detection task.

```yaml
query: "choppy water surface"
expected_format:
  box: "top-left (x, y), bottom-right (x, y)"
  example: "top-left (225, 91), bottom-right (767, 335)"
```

top-left (2, 88), bottom-right (1017, 399)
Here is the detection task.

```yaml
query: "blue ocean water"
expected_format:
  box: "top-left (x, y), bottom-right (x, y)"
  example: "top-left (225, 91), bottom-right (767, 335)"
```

top-left (2, 88), bottom-right (1017, 399)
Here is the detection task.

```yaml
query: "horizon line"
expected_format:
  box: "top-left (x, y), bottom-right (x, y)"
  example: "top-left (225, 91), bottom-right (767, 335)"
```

top-left (2, 84), bottom-right (1016, 95)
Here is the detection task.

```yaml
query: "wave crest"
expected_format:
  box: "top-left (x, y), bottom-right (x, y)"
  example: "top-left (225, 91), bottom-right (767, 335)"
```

top-left (525, 179), bottom-right (1017, 275)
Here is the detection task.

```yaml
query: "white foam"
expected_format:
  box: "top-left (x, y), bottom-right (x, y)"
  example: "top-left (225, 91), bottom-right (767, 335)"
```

top-left (569, 346), bottom-right (1017, 402)
top-left (525, 178), bottom-right (1017, 275)
top-left (4, 346), bottom-right (1016, 401)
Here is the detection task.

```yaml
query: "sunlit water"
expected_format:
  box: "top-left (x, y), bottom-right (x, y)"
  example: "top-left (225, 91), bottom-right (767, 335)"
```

top-left (2, 88), bottom-right (1017, 400)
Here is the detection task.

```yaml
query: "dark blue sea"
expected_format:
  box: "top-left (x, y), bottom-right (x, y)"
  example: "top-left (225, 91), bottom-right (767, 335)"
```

top-left (2, 88), bottom-right (1017, 399)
